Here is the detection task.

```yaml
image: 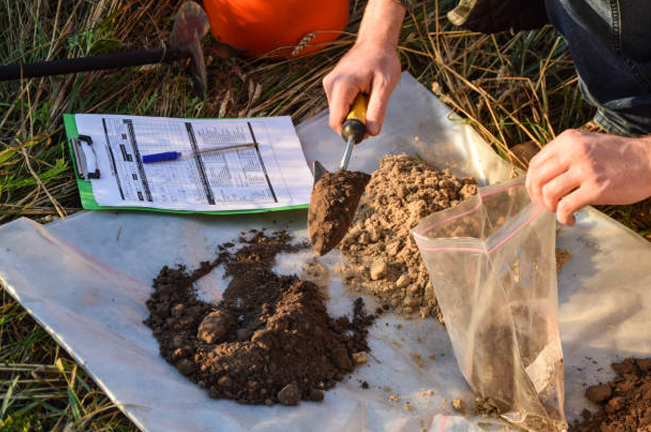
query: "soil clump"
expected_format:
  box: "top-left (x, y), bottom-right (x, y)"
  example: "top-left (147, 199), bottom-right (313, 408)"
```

top-left (555, 249), bottom-right (572, 274)
top-left (337, 154), bottom-right (478, 320)
top-left (571, 358), bottom-right (651, 432)
top-left (144, 229), bottom-right (375, 406)
top-left (308, 169), bottom-right (371, 256)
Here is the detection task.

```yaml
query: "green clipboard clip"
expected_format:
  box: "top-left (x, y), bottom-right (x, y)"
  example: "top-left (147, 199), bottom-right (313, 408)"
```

top-left (70, 135), bottom-right (100, 180)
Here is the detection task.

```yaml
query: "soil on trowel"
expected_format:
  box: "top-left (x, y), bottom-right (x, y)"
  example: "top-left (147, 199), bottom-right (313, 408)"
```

top-left (308, 169), bottom-right (371, 256)
top-left (571, 358), bottom-right (651, 432)
top-left (337, 154), bottom-right (478, 320)
top-left (144, 230), bottom-right (375, 406)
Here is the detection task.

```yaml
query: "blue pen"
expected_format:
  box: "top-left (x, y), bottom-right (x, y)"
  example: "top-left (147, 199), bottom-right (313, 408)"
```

top-left (142, 143), bottom-right (256, 164)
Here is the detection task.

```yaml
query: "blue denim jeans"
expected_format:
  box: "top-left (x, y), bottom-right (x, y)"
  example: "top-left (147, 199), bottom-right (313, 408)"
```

top-left (545, 0), bottom-right (651, 136)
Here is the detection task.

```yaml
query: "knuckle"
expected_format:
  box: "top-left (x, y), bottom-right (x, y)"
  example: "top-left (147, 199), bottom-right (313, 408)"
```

top-left (541, 182), bottom-right (555, 201)
top-left (528, 172), bottom-right (541, 191)
top-left (574, 142), bottom-right (590, 157)
top-left (528, 152), bottom-right (543, 170)
top-left (562, 128), bottom-right (583, 141)
top-left (374, 74), bottom-right (390, 91)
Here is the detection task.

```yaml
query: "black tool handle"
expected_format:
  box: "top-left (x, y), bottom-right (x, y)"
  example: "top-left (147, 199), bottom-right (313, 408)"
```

top-left (0, 47), bottom-right (188, 81)
top-left (341, 93), bottom-right (369, 145)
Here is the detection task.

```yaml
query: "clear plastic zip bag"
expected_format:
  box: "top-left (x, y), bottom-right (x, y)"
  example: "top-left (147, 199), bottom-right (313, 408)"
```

top-left (413, 176), bottom-right (567, 432)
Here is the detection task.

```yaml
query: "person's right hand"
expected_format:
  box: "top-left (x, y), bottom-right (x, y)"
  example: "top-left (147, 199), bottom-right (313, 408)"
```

top-left (323, 40), bottom-right (401, 138)
top-left (323, 0), bottom-right (405, 138)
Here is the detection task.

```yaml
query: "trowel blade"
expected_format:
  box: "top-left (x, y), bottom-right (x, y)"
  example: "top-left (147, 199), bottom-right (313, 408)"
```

top-left (313, 160), bottom-right (328, 183)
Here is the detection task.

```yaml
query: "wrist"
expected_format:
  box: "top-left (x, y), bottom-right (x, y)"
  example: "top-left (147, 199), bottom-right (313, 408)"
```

top-left (644, 135), bottom-right (651, 187)
top-left (356, 0), bottom-right (405, 49)
top-left (636, 135), bottom-right (651, 197)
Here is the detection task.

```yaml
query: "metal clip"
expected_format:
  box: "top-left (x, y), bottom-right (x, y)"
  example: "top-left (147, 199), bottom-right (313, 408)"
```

top-left (70, 135), bottom-right (100, 180)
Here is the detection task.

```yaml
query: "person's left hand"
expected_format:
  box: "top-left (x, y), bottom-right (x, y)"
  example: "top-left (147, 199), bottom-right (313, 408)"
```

top-left (525, 129), bottom-right (651, 225)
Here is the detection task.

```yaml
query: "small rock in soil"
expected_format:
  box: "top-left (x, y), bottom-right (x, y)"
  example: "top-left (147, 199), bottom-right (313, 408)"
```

top-left (352, 351), bottom-right (367, 365)
top-left (176, 358), bottom-right (196, 376)
top-left (370, 259), bottom-right (388, 280)
top-left (585, 384), bottom-right (611, 403)
top-left (278, 382), bottom-right (301, 406)
top-left (308, 388), bottom-right (325, 402)
top-left (197, 310), bottom-right (233, 344)
top-left (452, 397), bottom-right (467, 414)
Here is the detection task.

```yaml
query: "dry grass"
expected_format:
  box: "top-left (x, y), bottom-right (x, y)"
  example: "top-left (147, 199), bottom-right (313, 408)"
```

top-left (0, 0), bottom-right (648, 430)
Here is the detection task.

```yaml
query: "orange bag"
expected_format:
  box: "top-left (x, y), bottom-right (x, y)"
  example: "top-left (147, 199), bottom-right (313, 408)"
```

top-left (203, 0), bottom-right (349, 57)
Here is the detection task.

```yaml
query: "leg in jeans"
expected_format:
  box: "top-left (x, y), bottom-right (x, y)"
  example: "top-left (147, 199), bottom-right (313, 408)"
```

top-left (544, 0), bottom-right (651, 136)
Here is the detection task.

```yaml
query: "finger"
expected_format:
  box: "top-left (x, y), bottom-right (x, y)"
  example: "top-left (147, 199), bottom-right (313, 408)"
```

top-left (325, 76), bottom-right (359, 136)
top-left (366, 73), bottom-right (393, 136)
top-left (526, 147), bottom-right (569, 205)
top-left (525, 147), bottom-right (552, 201)
top-left (556, 186), bottom-right (593, 226)
top-left (540, 169), bottom-right (581, 212)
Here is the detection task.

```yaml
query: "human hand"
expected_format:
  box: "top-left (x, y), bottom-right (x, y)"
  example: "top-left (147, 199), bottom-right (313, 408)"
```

top-left (323, 0), bottom-right (405, 138)
top-left (525, 129), bottom-right (651, 225)
top-left (323, 40), bottom-right (400, 137)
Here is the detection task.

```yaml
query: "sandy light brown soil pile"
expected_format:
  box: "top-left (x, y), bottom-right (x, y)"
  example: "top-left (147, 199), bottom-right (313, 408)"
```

top-left (572, 358), bottom-right (651, 432)
top-left (337, 154), bottom-right (478, 320)
top-left (308, 169), bottom-right (371, 256)
top-left (144, 230), bottom-right (375, 406)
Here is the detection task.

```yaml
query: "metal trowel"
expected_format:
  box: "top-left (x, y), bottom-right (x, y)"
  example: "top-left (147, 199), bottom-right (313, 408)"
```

top-left (313, 93), bottom-right (369, 182)
top-left (308, 94), bottom-right (371, 255)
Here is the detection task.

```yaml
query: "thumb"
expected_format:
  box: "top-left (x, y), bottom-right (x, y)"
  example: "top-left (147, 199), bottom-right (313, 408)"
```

top-left (365, 74), bottom-right (392, 136)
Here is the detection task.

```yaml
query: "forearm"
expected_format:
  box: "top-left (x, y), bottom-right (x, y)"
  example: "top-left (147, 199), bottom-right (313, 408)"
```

top-left (356, 0), bottom-right (406, 49)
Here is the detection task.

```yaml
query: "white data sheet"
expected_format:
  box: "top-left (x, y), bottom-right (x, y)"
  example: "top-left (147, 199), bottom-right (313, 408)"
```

top-left (74, 114), bottom-right (313, 211)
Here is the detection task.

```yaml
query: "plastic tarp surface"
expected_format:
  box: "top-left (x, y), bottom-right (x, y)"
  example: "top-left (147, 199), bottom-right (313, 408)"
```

top-left (1, 73), bottom-right (651, 431)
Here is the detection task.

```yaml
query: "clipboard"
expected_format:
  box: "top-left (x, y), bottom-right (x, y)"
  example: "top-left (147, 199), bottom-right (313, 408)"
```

top-left (63, 113), bottom-right (312, 215)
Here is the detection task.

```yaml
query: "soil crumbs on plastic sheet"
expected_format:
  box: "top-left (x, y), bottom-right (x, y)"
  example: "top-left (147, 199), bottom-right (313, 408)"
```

top-left (308, 169), bottom-right (371, 256)
top-left (572, 358), bottom-right (651, 432)
top-left (337, 154), bottom-right (478, 320)
top-left (555, 249), bottom-right (572, 274)
top-left (144, 229), bottom-right (375, 406)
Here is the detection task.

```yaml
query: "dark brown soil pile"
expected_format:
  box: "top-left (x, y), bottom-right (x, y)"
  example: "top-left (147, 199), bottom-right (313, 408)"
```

top-left (571, 358), bottom-right (651, 432)
top-left (144, 230), bottom-right (375, 406)
top-left (308, 170), bottom-right (371, 256)
top-left (338, 154), bottom-right (478, 320)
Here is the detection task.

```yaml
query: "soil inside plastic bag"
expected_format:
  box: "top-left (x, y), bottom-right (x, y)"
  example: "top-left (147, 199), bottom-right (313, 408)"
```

top-left (571, 358), bottom-right (651, 432)
top-left (144, 230), bottom-right (375, 406)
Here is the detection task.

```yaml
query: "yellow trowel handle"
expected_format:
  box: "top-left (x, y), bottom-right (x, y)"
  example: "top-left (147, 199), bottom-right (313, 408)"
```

top-left (341, 93), bottom-right (369, 145)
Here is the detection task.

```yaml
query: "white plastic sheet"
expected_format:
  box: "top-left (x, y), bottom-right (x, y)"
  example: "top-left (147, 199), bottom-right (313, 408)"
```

top-left (1, 73), bottom-right (651, 432)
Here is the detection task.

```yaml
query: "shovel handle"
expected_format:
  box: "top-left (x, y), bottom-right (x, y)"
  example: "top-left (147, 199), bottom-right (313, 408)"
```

top-left (341, 93), bottom-right (368, 145)
top-left (0, 48), bottom-right (187, 81)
